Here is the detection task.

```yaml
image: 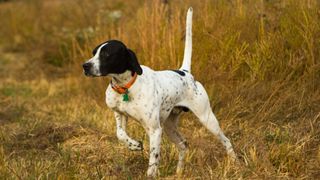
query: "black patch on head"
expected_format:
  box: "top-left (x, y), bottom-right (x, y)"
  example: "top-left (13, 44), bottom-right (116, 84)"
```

top-left (169, 70), bottom-right (186, 76)
top-left (127, 49), bottom-right (143, 75)
top-left (94, 40), bottom-right (143, 76)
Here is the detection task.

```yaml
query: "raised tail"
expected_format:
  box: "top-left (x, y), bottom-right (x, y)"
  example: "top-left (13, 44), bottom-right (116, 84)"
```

top-left (180, 7), bottom-right (193, 72)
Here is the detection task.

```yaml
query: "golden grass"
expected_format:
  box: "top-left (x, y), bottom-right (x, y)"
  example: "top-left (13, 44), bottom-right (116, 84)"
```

top-left (0, 0), bottom-right (319, 179)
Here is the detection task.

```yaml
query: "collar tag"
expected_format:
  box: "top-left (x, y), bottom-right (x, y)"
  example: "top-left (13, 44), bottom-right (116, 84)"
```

top-left (123, 90), bottom-right (129, 102)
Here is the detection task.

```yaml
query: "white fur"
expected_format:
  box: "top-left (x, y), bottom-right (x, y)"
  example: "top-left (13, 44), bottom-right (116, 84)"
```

top-left (103, 8), bottom-right (236, 177)
top-left (181, 7), bottom-right (193, 72)
top-left (106, 67), bottom-right (236, 177)
top-left (86, 42), bottom-right (108, 76)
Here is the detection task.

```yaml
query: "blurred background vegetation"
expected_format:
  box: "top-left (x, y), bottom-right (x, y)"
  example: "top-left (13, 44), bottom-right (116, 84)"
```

top-left (0, 0), bottom-right (319, 179)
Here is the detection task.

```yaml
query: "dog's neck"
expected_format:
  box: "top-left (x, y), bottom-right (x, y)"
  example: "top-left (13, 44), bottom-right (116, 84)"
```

top-left (109, 70), bottom-right (135, 87)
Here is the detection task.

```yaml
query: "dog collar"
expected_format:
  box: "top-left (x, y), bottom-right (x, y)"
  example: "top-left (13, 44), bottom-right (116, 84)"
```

top-left (111, 72), bottom-right (138, 101)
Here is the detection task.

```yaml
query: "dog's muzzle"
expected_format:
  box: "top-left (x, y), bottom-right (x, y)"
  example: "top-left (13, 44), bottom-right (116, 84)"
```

top-left (82, 63), bottom-right (93, 76)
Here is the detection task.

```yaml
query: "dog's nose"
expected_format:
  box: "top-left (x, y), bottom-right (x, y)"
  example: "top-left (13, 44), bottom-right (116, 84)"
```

top-left (82, 63), bottom-right (92, 71)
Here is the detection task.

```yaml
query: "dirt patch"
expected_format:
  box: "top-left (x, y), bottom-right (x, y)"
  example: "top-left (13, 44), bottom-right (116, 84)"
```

top-left (62, 134), bottom-right (148, 177)
top-left (6, 124), bottom-right (82, 153)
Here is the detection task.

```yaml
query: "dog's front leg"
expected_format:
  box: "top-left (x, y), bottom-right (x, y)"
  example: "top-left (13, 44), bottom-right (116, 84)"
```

top-left (114, 112), bottom-right (143, 151)
top-left (147, 126), bottom-right (162, 177)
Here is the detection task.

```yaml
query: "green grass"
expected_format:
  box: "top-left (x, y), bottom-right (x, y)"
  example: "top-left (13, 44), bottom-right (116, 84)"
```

top-left (0, 0), bottom-right (319, 179)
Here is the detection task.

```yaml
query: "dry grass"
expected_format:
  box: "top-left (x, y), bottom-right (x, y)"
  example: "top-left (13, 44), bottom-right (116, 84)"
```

top-left (0, 0), bottom-right (319, 179)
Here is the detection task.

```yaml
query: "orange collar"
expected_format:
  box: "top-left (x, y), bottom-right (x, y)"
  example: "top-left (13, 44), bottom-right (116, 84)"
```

top-left (111, 72), bottom-right (138, 94)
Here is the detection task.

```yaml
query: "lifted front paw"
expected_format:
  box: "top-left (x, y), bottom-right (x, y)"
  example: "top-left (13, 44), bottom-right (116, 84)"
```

top-left (128, 140), bottom-right (143, 151)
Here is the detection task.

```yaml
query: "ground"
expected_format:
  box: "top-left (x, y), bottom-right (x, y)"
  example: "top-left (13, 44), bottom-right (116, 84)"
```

top-left (0, 0), bottom-right (319, 179)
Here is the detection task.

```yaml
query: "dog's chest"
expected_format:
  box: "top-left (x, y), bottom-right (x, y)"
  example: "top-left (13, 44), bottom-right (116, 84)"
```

top-left (105, 88), bottom-right (146, 119)
top-left (105, 87), bottom-right (177, 122)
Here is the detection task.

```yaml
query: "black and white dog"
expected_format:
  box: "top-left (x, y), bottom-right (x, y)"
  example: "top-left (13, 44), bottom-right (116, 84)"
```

top-left (83, 8), bottom-right (236, 177)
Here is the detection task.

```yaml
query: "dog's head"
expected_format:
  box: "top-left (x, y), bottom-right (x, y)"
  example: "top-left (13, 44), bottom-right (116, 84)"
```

top-left (82, 40), bottom-right (142, 77)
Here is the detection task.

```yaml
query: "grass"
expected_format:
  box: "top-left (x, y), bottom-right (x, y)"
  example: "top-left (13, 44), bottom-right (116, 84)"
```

top-left (0, 0), bottom-right (319, 179)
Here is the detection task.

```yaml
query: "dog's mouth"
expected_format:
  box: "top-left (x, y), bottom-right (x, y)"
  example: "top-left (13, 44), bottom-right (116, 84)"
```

top-left (83, 71), bottom-right (91, 76)
top-left (83, 70), bottom-right (98, 77)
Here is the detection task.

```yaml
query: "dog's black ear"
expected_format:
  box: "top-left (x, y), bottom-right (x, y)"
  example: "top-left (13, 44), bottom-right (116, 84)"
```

top-left (127, 49), bottom-right (143, 75)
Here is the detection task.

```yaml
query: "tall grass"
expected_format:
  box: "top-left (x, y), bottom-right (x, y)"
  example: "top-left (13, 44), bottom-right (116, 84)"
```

top-left (1, 0), bottom-right (319, 82)
top-left (0, 0), bottom-right (319, 179)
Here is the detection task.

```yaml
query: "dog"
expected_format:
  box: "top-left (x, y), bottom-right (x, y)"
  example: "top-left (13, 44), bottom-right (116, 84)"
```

top-left (83, 7), bottom-right (236, 177)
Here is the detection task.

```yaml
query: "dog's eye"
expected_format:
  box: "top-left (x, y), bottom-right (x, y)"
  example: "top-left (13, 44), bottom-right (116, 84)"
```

top-left (104, 51), bottom-right (111, 57)
top-left (100, 51), bottom-right (110, 59)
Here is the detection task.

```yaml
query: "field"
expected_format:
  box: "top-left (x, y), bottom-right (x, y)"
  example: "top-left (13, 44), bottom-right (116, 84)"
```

top-left (0, 0), bottom-right (319, 179)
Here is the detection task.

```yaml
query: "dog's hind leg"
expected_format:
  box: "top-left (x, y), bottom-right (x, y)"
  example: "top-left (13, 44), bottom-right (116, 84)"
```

top-left (181, 82), bottom-right (236, 160)
top-left (163, 108), bottom-right (188, 174)
top-left (114, 112), bottom-right (143, 151)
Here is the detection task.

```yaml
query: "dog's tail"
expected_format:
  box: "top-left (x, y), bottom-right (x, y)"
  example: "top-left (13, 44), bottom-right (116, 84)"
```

top-left (180, 7), bottom-right (193, 72)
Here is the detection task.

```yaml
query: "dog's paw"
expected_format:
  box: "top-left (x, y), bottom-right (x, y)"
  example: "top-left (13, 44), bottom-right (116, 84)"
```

top-left (227, 150), bottom-right (240, 165)
top-left (128, 140), bottom-right (143, 151)
top-left (176, 160), bottom-right (185, 175)
top-left (147, 164), bottom-right (158, 178)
